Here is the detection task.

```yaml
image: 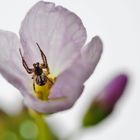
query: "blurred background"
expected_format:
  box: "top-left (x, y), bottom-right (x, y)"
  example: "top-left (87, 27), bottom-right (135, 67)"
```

top-left (0, 0), bottom-right (139, 139)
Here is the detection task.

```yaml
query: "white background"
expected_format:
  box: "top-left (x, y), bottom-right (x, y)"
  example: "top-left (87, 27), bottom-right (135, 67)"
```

top-left (0, 0), bottom-right (140, 140)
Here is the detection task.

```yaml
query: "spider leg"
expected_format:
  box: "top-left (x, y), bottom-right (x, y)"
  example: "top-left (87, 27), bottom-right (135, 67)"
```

top-left (46, 77), bottom-right (54, 85)
top-left (19, 48), bottom-right (34, 74)
top-left (36, 43), bottom-right (50, 73)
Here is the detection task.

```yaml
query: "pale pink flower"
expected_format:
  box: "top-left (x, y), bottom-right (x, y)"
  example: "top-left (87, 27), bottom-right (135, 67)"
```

top-left (0, 1), bottom-right (102, 113)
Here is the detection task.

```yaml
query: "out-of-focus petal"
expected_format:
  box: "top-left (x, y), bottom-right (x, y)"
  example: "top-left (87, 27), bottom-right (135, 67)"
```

top-left (20, 1), bottom-right (87, 76)
top-left (83, 74), bottom-right (128, 127)
top-left (0, 30), bottom-right (31, 94)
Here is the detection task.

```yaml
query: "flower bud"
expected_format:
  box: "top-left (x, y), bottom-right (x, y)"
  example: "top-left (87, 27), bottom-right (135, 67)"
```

top-left (83, 74), bottom-right (128, 127)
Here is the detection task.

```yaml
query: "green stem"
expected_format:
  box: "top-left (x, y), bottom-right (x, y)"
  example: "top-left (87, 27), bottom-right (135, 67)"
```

top-left (28, 110), bottom-right (58, 140)
top-left (29, 110), bottom-right (47, 140)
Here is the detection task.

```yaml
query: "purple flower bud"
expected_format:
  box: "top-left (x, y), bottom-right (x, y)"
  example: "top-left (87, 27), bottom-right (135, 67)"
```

top-left (96, 74), bottom-right (128, 110)
top-left (83, 74), bottom-right (128, 127)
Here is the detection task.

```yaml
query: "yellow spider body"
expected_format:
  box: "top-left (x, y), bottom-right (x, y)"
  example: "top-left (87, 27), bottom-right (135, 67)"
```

top-left (33, 73), bottom-right (56, 100)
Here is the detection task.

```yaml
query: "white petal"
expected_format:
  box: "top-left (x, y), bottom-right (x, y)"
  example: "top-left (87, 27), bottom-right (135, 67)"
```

top-left (0, 30), bottom-right (31, 95)
top-left (24, 90), bottom-right (84, 113)
top-left (50, 36), bottom-right (103, 99)
top-left (81, 36), bottom-right (103, 65)
top-left (20, 1), bottom-right (87, 76)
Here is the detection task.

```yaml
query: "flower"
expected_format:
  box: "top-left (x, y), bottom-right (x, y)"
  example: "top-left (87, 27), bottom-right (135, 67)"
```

top-left (83, 74), bottom-right (128, 126)
top-left (0, 1), bottom-right (102, 113)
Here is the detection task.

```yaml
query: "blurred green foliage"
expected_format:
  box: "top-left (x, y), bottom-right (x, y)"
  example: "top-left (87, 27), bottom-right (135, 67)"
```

top-left (0, 108), bottom-right (58, 140)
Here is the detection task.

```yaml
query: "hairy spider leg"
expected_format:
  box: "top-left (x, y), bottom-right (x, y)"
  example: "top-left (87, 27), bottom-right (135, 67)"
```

top-left (36, 43), bottom-right (56, 84)
top-left (19, 48), bottom-right (34, 74)
top-left (36, 43), bottom-right (50, 74)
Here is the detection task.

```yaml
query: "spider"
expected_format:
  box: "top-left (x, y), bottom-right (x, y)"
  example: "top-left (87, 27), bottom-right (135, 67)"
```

top-left (19, 43), bottom-right (55, 100)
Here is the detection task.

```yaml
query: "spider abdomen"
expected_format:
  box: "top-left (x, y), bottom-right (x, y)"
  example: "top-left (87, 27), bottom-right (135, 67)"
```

top-left (35, 74), bottom-right (47, 86)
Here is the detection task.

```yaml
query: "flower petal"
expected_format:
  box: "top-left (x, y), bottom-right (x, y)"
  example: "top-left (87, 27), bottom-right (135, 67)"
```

top-left (24, 87), bottom-right (84, 113)
top-left (50, 36), bottom-right (103, 99)
top-left (0, 30), bottom-right (30, 94)
top-left (20, 1), bottom-right (87, 76)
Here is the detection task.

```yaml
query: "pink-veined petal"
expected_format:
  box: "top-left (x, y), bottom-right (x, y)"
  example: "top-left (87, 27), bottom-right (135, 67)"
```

top-left (20, 1), bottom-right (87, 76)
top-left (24, 36), bottom-right (103, 113)
top-left (50, 36), bottom-right (103, 99)
top-left (0, 30), bottom-right (31, 95)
